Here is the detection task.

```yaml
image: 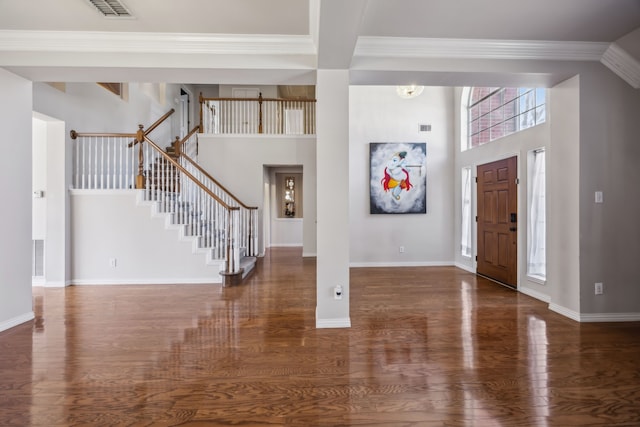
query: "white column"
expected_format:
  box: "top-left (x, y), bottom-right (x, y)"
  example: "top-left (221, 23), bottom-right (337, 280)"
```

top-left (316, 69), bottom-right (350, 328)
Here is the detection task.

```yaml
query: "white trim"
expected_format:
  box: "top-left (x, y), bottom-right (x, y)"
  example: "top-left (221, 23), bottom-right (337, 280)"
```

top-left (454, 262), bottom-right (475, 274)
top-left (526, 274), bottom-right (546, 286)
top-left (269, 243), bottom-right (303, 248)
top-left (549, 303), bottom-right (581, 321)
top-left (354, 37), bottom-right (609, 61)
top-left (316, 317), bottom-right (351, 328)
top-left (71, 278), bottom-right (221, 285)
top-left (579, 312), bottom-right (640, 322)
top-left (519, 285), bottom-right (551, 303)
top-left (302, 252), bottom-right (317, 258)
top-left (0, 30), bottom-right (316, 56)
top-left (32, 276), bottom-right (45, 286)
top-left (350, 261), bottom-right (454, 268)
top-left (549, 303), bottom-right (640, 322)
top-left (42, 280), bottom-right (71, 288)
top-left (0, 311), bottom-right (35, 333)
top-left (601, 43), bottom-right (640, 89)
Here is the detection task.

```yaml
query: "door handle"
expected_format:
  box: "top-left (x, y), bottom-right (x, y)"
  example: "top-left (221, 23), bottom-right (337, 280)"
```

top-left (509, 227), bottom-right (517, 232)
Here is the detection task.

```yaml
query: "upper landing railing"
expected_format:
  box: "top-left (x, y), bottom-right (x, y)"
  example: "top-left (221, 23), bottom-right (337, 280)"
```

top-left (199, 93), bottom-right (316, 135)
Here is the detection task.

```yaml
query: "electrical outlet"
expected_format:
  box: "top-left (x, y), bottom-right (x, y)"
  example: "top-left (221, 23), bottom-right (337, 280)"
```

top-left (595, 282), bottom-right (603, 295)
top-left (399, 246), bottom-right (405, 253)
top-left (334, 285), bottom-right (343, 300)
top-left (109, 258), bottom-right (117, 268)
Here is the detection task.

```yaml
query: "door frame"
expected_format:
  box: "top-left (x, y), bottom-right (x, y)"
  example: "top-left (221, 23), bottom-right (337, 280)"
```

top-left (473, 152), bottom-right (521, 288)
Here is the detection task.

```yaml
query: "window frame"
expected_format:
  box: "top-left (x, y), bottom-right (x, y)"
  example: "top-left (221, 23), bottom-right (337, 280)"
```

top-left (465, 87), bottom-right (546, 150)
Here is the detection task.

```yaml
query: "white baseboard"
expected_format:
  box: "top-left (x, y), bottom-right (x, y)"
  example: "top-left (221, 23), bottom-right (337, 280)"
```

top-left (316, 317), bottom-right (352, 328)
top-left (548, 303), bottom-right (640, 322)
top-left (578, 312), bottom-right (640, 322)
top-left (519, 286), bottom-right (551, 303)
top-left (454, 262), bottom-right (475, 273)
top-left (71, 278), bottom-right (221, 285)
top-left (0, 311), bottom-right (35, 333)
top-left (269, 243), bottom-right (303, 248)
top-left (42, 280), bottom-right (71, 288)
top-left (549, 303), bottom-right (581, 321)
top-left (302, 252), bottom-right (317, 258)
top-left (349, 261), bottom-right (454, 268)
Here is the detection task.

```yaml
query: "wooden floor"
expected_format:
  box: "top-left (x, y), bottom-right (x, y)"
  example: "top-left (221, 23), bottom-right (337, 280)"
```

top-left (2, 248), bottom-right (640, 426)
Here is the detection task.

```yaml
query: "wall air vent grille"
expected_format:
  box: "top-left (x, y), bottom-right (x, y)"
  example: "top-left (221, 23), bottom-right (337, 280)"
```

top-left (419, 124), bottom-right (432, 132)
top-left (86, 0), bottom-right (132, 17)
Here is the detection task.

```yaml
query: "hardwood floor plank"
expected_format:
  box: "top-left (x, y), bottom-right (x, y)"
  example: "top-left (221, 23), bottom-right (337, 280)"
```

top-left (1, 248), bottom-right (639, 426)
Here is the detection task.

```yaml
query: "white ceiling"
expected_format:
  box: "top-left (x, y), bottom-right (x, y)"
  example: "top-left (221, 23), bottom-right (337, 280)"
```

top-left (0, 0), bottom-right (639, 87)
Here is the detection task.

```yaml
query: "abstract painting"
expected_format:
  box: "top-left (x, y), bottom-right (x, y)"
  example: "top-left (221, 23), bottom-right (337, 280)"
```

top-left (370, 142), bottom-right (426, 214)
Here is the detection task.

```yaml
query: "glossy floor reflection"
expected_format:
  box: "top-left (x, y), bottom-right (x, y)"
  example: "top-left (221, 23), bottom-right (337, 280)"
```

top-left (1, 248), bottom-right (639, 426)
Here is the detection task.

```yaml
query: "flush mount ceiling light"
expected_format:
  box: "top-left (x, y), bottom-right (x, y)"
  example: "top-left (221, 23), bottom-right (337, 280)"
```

top-left (396, 85), bottom-right (424, 99)
top-left (85, 0), bottom-right (133, 17)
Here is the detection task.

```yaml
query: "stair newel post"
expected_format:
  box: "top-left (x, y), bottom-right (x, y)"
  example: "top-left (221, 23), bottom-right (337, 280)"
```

top-left (258, 92), bottom-right (263, 134)
top-left (135, 124), bottom-right (146, 189)
top-left (224, 208), bottom-right (232, 274)
top-left (174, 136), bottom-right (182, 158)
top-left (199, 92), bottom-right (204, 134)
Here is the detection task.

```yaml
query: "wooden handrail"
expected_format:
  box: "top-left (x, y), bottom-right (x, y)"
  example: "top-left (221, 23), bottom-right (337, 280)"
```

top-left (144, 108), bottom-right (175, 136)
top-left (200, 97), bottom-right (316, 103)
top-left (70, 130), bottom-right (136, 139)
top-left (143, 135), bottom-right (238, 212)
top-left (181, 152), bottom-right (258, 211)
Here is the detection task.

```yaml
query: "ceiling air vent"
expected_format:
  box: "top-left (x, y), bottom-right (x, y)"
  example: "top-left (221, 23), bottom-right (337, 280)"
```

top-left (85, 0), bottom-right (133, 17)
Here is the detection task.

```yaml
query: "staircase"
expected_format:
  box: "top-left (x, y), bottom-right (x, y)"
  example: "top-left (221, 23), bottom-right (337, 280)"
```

top-left (142, 138), bottom-right (257, 285)
top-left (70, 111), bottom-right (258, 286)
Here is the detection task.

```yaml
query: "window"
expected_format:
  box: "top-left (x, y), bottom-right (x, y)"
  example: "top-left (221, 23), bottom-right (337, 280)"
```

top-left (466, 87), bottom-right (546, 150)
top-left (527, 149), bottom-right (546, 279)
top-left (461, 168), bottom-right (472, 257)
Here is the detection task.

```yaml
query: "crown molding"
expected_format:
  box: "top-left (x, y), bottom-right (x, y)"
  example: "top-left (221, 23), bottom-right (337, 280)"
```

top-left (354, 36), bottom-right (609, 61)
top-left (0, 30), bottom-right (316, 56)
top-left (601, 43), bottom-right (640, 89)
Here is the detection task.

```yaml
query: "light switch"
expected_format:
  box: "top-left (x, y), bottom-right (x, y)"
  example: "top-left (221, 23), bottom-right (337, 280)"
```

top-left (595, 191), bottom-right (603, 204)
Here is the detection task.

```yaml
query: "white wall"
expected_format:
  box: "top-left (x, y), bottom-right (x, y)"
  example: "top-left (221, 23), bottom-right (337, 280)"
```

top-left (34, 114), bottom-right (70, 287)
top-left (0, 68), bottom-right (34, 332)
top-left (547, 75), bottom-right (581, 315)
top-left (33, 82), bottom-right (182, 147)
top-left (32, 118), bottom-right (47, 241)
top-left (349, 86), bottom-right (455, 266)
top-left (218, 84), bottom-right (278, 98)
top-left (197, 135), bottom-right (317, 256)
top-left (70, 191), bottom-right (223, 284)
top-left (578, 65), bottom-right (640, 317)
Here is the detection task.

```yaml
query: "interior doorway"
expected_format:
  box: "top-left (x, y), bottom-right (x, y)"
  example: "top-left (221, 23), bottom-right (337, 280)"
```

top-left (476, 156), bottom-right (518, 287)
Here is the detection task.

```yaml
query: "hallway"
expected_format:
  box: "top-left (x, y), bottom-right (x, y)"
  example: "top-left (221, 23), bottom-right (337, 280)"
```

top-left (1, 248), bottom-right (639, 426)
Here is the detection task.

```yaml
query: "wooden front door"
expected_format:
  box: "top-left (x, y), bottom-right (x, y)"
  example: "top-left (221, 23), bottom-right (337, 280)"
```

top-left (477, 157), bottom-right (518, 287)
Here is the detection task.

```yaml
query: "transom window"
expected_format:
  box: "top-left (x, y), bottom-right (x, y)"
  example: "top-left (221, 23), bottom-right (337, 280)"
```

top-left (467, 87), bottom-right (546, 149)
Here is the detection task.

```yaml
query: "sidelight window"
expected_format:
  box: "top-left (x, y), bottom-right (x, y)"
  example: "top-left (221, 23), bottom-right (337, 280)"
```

top-left (527, 149), bottom-right (546, 280)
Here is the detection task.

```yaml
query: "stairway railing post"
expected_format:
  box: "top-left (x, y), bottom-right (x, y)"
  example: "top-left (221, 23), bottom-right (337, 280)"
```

top-left (199, 92), bottom-right (204, 134)
top-left (258, 92), bottom-right (263, 134)
top-left (135, 124), bottom-right (146, 189)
